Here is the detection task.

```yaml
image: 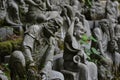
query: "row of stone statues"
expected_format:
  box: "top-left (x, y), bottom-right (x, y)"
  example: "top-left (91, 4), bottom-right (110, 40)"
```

top-left (0, 0), bottom-right (120, 80)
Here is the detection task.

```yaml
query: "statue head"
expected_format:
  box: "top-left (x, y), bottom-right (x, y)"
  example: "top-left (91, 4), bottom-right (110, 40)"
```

top-left (74, 17), bottom-right (85, 40)
top-left (99, 19), bottom-right (109, 35)
top-left (43, 18), bottom-right (63, 38)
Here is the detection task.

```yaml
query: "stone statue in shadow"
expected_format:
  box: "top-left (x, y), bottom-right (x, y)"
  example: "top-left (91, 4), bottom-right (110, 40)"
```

top-left (9, 16), bottom-right (64, 80)
top-left (92, 19), bottom-right (116, 80)
top-left (63, 16), bottom-right (97, 80)
top-left (105, 0), bottom-right (119, 21)
top-left (25, 0), bottom-right (62, 24)
top-left (6, 0), bottom-right (25, 26)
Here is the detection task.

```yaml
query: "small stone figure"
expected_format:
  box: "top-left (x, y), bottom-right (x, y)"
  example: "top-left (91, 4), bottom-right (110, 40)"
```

top-left (105, 0), bottom-right (119, 45)
top-left (93, 19), bottom-right (114, 80)
top-left (25, 0), bottom-right (61, 24)
top-left (63, 17), bottom-right (97, 80)
top-left (6, 0), bottom-right (25, 26)
top-left (9, 17), bottom-right (64, 80)
top-left (106, 0), bottom-right (119, 21)
top-left (24, 18), bottom-right (64, 80)
top-left (93, 19), bottom-right (110, 57)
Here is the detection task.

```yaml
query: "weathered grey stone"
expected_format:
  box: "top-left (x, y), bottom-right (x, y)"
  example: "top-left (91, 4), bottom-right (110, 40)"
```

top-left (0, 27), bottom-right (13, 41)
top-left (5, 0), bottom-right (120, 80)
top-left (9, 16), bottom-right (64, 80)
top-left (63, 16), bottom-right (97, 80)
top-left (9, 51), bottom-right (26, 80)
top-left (0, 70), bottom-right (8, 80)
top-left (90, 1), bottom-right (106, 20)
top-left (92, 19), bottom-right (118, 80)
top-left (106, 0), bottom-right (119, 20)
top-left (6, 0), bottom-right (25, 26)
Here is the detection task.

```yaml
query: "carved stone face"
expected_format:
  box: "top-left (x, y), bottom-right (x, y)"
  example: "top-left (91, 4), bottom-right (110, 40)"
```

top-left (99, 19), bottom-right (109, 35)
top-left (74, 18), bottom-right (85, 40)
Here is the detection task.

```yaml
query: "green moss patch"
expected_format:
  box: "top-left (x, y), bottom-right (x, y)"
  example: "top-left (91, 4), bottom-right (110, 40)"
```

top-left (0, 38), bottom-right (23, 55)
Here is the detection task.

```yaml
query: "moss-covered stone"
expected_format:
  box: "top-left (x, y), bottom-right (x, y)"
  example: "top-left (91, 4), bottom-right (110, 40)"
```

top-left (0, 41), bottom-right (12, 55)
top-left (0, 38), bottom-right (23, 56)
top-left (11, 38), bottom-right (23, 50)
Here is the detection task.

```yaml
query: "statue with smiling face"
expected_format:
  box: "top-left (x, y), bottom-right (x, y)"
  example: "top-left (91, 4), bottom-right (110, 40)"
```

top-left (63, 15), bottom-right (97, 80)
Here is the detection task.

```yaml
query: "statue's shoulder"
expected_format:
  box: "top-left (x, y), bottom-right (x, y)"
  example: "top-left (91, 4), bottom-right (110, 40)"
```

top-left (25, 24), bottom-right (42, 35)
